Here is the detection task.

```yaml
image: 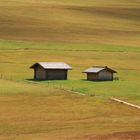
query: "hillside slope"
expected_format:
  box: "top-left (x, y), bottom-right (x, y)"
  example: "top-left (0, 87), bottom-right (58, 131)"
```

top-left (0, 0), bottom-right (139, 46)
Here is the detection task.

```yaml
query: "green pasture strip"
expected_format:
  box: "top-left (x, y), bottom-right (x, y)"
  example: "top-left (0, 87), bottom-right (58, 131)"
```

top-left (0, 79), bottom-right (64, 96)
top-left (0, 40), bottom-right (139, 105)
top-left (1, 71), bottom-right (140, 105)
top-left (0, 40), bottom-right (140, 52)
top-left (34, 79), bottom-right (140, 104)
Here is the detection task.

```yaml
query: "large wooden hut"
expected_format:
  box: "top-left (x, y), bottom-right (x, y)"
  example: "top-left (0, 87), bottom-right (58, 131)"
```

top-left (30, 62), bottom-right (72, 80)
top-left (83, 66), bottom-right (117, 81)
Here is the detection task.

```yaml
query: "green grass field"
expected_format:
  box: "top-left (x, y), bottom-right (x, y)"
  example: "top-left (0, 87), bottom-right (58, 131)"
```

top-left (0, 41), bottom-right (140, 104)
top-left (0, 0), bottom-right (140, 139)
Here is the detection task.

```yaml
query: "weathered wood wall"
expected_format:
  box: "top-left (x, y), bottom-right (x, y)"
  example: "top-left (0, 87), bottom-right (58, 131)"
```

top-left (35, 66), bottom-right (46, 80)
top-left (87, 73), bottom-right (98, 81)
top-left (34, 66), bottom-right (68, 80)
top-left (47, 69), bottom-right (67, 80)
top-left (86, 69), bottom-right (113, 81)
top-left (98, 69), bottom-right (113, 81)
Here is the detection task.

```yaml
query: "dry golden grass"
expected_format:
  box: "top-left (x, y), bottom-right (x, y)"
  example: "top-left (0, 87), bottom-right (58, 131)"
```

top-left (0, 48), bottom-right (140, 79)
top-left (0, 43), bottom-right (140, 139)
top-left (0, 0), bottom-right (140, 139)
top-left (0, 79), bottom-right (140, 140)
top-left (0, 0), bottom-right (139, 46)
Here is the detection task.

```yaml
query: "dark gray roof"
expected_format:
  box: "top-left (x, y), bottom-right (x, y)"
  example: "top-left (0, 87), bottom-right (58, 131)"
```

top-left (30, 62), bottom-right (72, 70)
top-left (83, 66), bottom-right (117, 73)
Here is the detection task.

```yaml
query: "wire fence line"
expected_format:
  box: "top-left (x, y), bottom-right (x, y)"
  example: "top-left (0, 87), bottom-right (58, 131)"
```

top-left (42, 82), bottom-right (94, 96)
top-left (0, 74), bottom-right (119, 97)
top-left (0, 74), bottom-right (13, 80)
top-left (1, 74), bottom-right (139, 110)
top-left (0, 74), bottom-right (94, 96)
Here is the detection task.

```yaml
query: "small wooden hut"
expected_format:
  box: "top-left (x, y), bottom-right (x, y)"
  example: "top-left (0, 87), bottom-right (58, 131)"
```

top-left (30, 62), bottom-right (72, 80)
top-left (83, 66), bottom-right (117, 81)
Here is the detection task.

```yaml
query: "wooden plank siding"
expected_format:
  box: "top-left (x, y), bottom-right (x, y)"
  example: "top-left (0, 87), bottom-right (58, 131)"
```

top-left (86, 70), bottom-right (113, 81)
top-left (30, 62), bottom-right (72, 80)
top-left (34, 66), bottom-right (46, 80)
top-left (87, 73), bottom-right (98, 81)
top-left (46, 69), bottom-right (68, 80)
top-left (98, 69), bottom-right (113, 81)
top-left (83, 66), bottom-right (117, 81)
top-left (34, 66), bottom-right (68, 80)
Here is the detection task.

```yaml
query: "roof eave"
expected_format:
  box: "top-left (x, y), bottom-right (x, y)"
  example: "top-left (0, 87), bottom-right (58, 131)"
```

top-left (113, 71), bottom-right (117, 73)
top-left (45, 68), bottom-right (72, 70)
top-left (82, 71), bottom-right (98, 73)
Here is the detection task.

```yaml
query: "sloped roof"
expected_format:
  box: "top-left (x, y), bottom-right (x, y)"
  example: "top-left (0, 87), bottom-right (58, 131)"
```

top-left (30, 62), bottom-right (72, 70)
top-left (83, 66), bottom-right (117, 73)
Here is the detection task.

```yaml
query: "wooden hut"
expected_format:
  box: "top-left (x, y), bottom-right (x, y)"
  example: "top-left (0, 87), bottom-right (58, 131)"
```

top-left (30, 62), bottom-right (72, 80)
top-left (83, 66), bottom-right (117, 81)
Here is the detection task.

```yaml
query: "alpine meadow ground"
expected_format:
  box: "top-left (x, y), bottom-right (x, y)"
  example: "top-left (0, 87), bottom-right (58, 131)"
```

top-left (0, 0), bottom-right (140, 139)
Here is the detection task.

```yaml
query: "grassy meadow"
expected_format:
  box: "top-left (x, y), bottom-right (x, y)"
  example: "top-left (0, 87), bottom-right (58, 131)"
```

top-left (0, 79), bottom-right (140, 140)
top-left (0, 40), bottom-right (140, 139)
top-left (0, 40), bottom-right (140, 104)
top-left (0, 0), bottom-right (140, 139)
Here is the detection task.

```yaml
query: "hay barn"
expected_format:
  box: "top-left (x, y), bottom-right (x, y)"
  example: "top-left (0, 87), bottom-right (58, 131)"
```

top-left (83, 66), bottom-right (117, 81)
top-left (30, 62), bottom-right (72, 80)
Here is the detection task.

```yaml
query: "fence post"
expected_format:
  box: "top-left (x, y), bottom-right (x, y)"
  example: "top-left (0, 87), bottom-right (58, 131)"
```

top-left (10, 75), bottom-right (12, 80)
top-left (1, 74), bottom-right (3, 79)
top-left (72, 87), bottom-right (74, 91)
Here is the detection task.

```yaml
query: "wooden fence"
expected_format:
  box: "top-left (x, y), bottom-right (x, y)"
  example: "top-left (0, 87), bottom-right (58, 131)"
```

top-left (110, 97), bottom-right (140, 110)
